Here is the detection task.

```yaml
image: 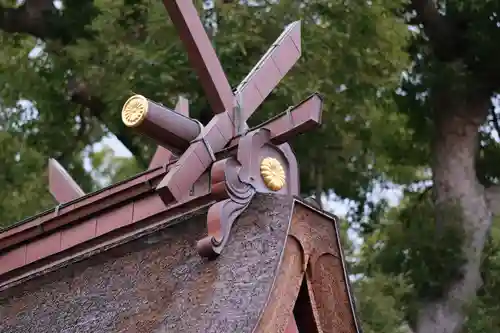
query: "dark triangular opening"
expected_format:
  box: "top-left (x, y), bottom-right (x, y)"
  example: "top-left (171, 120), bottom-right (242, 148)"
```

top-left (292, 276), bottom-right (319, 333)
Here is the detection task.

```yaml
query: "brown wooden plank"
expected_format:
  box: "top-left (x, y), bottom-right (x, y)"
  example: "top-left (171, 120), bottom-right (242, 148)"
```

top-left (0, 245), bottom-right (26, 276)
top-left (48, 158), bottom-right (85, 204)
top-left (227, 93), bottom-right (323, 149)
top-left (235, 21), bottom-right (301, 122)
top-left (162, 0), bottom-right (234, 115)
top-left (0, 180), bottom-right (214, 281)
top-left (285, 316), bottom-right (300, 333)
top-left (254, 235), bottom-right (305, 333)
top-left (309, 255), bottom-right (358, 333)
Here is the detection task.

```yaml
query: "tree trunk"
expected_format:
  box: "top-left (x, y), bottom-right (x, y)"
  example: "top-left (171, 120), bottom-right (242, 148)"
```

top-left (415, 91), bottom-right (492, 333)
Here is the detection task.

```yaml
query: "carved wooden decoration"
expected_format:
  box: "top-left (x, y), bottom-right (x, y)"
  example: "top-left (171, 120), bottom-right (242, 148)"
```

top-left (153, 18), bottom-right (301, 204)
top-left (122, 0), bottom-right (322, 258)
top-left (148, 96), bottom-right (190, 169)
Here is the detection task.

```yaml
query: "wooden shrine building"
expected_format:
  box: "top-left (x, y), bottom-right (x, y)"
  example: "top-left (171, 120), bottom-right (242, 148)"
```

top-left (0, 1), bottom-right (361, 332)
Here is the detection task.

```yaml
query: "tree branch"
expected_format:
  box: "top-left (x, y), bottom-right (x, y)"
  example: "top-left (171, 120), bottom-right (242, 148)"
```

top-left (0, 1), bottom-right (147, 166)
top-left (68, 78), bottom-right (148, 168)
top-left (410, 0), bottom-right (461, 61)
top-left (0, 0), bottom-right (56, 39)
top-left (1, 0), bottom-right (99, 43)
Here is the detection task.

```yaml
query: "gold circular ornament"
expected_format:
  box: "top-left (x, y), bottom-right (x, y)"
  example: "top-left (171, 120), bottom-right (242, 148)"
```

top-left (122, 95), bottom-right (149, 127)
top-left (260, 157), bottom-right (286, 191)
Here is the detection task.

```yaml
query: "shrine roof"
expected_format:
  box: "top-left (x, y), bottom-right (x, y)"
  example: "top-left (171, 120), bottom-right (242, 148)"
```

top-left (0, 194), bottom-right (361, 333)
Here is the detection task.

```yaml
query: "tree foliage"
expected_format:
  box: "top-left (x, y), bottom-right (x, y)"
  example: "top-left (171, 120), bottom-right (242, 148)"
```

top-left (355, 200), bottom-right (500, 333)
top-left (0, 130), bottom-right (54, 227)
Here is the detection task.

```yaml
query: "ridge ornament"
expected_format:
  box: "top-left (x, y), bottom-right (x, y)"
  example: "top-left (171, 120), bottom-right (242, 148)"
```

top-left (122, 0), bottom-right (324, 258)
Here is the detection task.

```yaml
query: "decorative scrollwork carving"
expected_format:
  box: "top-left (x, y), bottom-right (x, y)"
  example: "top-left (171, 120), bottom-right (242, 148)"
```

top-left (197, 128), bottom-right (301, 258)
top-left (196, 158), bottom-right (256, 258)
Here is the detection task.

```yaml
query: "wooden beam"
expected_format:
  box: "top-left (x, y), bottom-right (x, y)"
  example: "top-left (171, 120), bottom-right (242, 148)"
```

top-left (148, 96), bottom-right (191, 169)
top-left (0, 167), bottom-right (167, 252)
top-left (162, 0), bottom-right (234, 115)
top-left (235, 21), bottom-right (301, 122)
top-left (227, 93), bottom-right (323, 149)
top-left (148, 147), bottom-right (172, 170)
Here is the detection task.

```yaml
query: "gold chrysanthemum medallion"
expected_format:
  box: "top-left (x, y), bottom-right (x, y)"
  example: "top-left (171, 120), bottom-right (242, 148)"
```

top-left (122, 95), bottom-right (148, 127)
top-left (260, 157), bottom-right (286, 191)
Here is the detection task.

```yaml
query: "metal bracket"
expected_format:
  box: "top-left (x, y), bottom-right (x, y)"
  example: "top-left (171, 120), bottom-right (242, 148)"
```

top-left (201, 136), bottom-right (216, 162)
top-left (54, 204), bottom-right (63, 217)
top-left (233, 92), bottom-right (246, 136)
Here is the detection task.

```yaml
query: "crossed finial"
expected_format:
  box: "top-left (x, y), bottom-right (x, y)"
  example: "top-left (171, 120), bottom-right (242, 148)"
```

top-left (118, 0), bottom-right (303, 204)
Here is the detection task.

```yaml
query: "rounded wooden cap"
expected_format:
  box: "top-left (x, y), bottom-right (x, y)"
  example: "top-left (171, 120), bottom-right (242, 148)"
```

top-left (122, 95), bottom-right (149, 127)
